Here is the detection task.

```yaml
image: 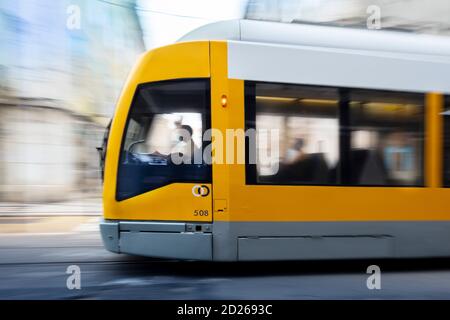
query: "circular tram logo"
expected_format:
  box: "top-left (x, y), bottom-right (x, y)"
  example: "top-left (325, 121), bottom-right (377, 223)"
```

top-left (192, 185), bottom-right (210, 197)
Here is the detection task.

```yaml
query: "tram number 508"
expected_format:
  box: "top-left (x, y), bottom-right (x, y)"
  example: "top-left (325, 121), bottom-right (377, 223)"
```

top-left (193, 210), bottom-right (209, 217)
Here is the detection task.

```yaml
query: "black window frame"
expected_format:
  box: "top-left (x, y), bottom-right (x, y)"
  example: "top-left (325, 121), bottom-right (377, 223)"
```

top-left (116, 78), bottom-right (212, 201)
top-left (245, 80), bottom-right (426, 188)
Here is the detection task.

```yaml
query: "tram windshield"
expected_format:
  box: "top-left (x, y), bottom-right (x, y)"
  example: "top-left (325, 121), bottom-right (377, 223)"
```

top-left (116, 79), bottom-right (211, 201)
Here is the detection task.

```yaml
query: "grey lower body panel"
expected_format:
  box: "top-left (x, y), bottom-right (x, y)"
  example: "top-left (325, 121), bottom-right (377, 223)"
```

top-left (120, 232), bottom-right (212, 260)
top-left (213, 221), bottom-right (450, 261)
top-left (238, 236), bottom-right (394, 261)
top-left (99, 220), bottom-right (212, 261)
top-left (101, 220), bottom-right (450, 261)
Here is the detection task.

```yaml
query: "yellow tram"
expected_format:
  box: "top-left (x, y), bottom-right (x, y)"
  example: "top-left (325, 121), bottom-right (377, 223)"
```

top-left (99, 20), bottom-right (450, 261)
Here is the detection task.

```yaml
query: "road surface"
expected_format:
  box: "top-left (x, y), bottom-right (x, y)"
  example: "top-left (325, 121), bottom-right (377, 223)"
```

top-left (1, 215), bottom-right (450, 299)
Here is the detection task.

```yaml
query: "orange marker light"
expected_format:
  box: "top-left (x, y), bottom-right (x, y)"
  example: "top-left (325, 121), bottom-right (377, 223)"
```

top-left (221, 95), bottom-right (228, 108)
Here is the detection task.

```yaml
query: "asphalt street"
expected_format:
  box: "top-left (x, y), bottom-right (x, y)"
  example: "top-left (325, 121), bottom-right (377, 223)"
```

top-left (1, 216), bottom-right (450, 299)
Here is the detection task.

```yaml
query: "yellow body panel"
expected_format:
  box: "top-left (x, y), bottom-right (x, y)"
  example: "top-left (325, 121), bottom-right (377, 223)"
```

top-left (103, 41), bottom-right (212, 221)
top-left (104, 40), bottom-right (450, 223)
top-left (209, 42), bottom-right (450, 222)
top-left (210, 41), bottom-right (231, 215)
top-left (426, 93), bottom-right (443, 188)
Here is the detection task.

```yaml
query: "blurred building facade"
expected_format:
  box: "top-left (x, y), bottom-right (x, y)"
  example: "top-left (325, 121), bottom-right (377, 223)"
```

top-left (0, 0), bottom-right (145, 202)
top-left (245, 0), bottom-right (450, 35)
top-left (0, 0), bottom-right (249, 204)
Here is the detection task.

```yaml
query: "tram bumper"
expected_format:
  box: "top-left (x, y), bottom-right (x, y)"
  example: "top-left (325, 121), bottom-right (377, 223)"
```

top-left (99, 219), bottom-right (212, 261)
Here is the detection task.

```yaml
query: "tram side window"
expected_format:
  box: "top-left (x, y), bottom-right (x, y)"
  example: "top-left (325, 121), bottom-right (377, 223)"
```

top-left (246, 81), bottom-right (425, 187)
top-left (116, 79), bottom-right (211, 201)
top-left (444, 96), bottom-right (450, 187)
top-left (246, 82), bottom-right (340, 185)
top-left (349, 90), bottom-right (424, 186)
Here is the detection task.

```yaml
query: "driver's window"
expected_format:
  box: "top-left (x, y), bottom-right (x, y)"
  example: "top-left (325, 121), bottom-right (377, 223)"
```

top-left (143, 113), bottom-right (202, 155)
top-left (123, 118), bottom-right (143, 152)
top-left (117, 79), bottom-right (211, 201)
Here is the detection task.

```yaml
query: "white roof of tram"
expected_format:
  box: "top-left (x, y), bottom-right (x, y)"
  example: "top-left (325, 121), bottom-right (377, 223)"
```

top-left (178, 19), bottom-right (450, 58)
